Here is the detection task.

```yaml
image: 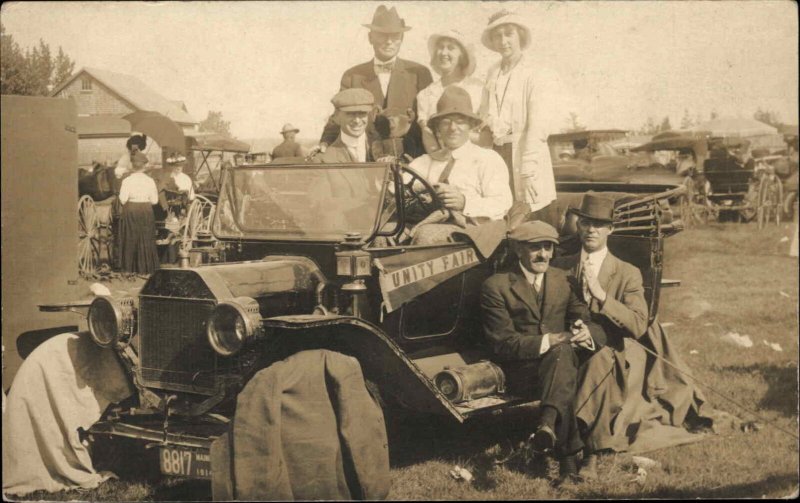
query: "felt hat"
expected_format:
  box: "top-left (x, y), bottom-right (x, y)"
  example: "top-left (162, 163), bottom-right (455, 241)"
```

top-left (508, 220), bottom-right (559, 244)
top-left (481, 9), bottom-right (532, 52)
top-left (569, 192), bottom-right (616, 223)
top-left (280, 123), bottom-right (300, 134)
top-left (362, 5), bottom-right (411, 33)
top-left (427, 85), bottom-right (481, 127)
top-left (331, 88), bottom-right (375, 112)
top-left (427, 29), bottom-right (477, 78)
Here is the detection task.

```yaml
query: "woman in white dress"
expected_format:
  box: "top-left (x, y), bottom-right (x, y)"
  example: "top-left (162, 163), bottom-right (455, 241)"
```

top-left (416, 29), bottom-right (485, 154)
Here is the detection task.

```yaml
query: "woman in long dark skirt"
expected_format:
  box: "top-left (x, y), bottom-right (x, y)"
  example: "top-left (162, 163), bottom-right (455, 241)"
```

top-left (117, 151), bottom-right (160, 275)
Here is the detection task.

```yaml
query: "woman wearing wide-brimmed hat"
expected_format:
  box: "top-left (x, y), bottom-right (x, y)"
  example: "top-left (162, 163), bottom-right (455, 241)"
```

top-left (416, 29), bottom-right (485, 153)
top-left (479, 9), bottom-right (571, 225)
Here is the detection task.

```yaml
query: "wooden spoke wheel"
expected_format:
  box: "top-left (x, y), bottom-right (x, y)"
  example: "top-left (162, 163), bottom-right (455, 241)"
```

top-left (181, 195), bottom-right (216, 252)
top-left (757, 174), bottom-right (783, 229)
top-left (78, 195), bottom-right (99, 277)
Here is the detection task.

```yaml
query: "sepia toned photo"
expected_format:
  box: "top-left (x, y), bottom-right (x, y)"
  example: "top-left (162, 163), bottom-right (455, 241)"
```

top-left (1, 1), bottom-right (798, 500)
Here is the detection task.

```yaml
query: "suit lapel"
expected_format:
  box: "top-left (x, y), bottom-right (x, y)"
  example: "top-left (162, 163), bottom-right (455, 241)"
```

top-left (510, 267), bottom-right (541, 319)
top-left (361, 64), bottom-right (384, 107)
top-left (541, 270), bottom-right (560, 321)
top-left (597, 252), bottom-right (617, 291)
top-left (387, 59), bottom-right (411, 110)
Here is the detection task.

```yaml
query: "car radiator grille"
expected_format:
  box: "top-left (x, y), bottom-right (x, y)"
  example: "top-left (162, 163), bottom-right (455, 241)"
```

top-left (138, 297), bottom-right (220, 395)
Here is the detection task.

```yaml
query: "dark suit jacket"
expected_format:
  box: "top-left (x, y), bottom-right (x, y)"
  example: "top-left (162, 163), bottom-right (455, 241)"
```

top-left (320, 58), bottom-right (433, 149)
top-left (481, 265), bottom-right (599, 362)
top-left (552, 251), bottom-right (649, 351)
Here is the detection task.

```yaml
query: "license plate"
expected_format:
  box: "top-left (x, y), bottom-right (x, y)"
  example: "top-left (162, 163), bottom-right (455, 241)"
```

top-left (159, 446), bottom-right (211, 479)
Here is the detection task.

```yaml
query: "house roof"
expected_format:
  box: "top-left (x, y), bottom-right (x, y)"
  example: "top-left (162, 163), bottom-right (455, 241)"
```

top-left (691, 117), bottom-right (778, 137)
top-left (52, 67), bottom-right (196, 125)
top-left (76, 114), bottom-right (131, 137)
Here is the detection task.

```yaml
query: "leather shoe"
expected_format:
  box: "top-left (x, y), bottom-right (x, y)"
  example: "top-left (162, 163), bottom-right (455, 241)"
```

top-left (555, 454), bottom-right (583, 487)
top-left (579, 453), bottom-right (598, 481)
top-left (528, 424), bottom-right (556, 454)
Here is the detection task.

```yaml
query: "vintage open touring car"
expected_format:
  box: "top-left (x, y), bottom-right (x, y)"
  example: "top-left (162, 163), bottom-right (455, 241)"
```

top-left (39, 160), bottom-right (683, 496)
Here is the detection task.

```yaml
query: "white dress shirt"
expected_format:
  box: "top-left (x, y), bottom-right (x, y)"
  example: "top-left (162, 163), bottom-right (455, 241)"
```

top-left (373, 56), bottom-right (397, 99)
top-left (115, 153), bottom-right (132, 179)
top-left (340, 131), bottom-right (368, 162)
top-left (172, 171), bottom-right (196, 201)
top-left (580, 246), bottom-right (609, 303)
top-left (118, 172), bottom-right (158, 205)
top-left (407, 141), bottom-right (512, 220)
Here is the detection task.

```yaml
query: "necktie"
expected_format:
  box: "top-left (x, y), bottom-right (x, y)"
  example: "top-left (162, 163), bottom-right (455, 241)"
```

top-left (581, 261), bottom-right (591, 303)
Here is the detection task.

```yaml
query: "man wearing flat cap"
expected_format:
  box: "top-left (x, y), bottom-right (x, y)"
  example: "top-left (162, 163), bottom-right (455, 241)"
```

top-left (552, 192), bottom-right (648, 479)
top-left (317, 5), bottom-right (432, 159)
top-left (309, 89), bottom-right (383, 230)
top-left (481, 220), bottom-right (605, 484)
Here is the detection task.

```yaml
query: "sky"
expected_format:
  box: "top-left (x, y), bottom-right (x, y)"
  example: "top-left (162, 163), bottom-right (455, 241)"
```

top-left (2, 1), bottom-right (797, 141)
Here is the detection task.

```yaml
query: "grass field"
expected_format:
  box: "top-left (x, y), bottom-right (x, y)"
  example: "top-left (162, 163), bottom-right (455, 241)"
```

top-left (14, 221), bottom-right (799, 501)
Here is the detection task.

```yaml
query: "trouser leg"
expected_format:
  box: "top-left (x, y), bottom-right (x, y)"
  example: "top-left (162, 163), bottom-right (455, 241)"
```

top-left (536, 344), bottom-right (584, 456)
top-left (528, 203), bottom-right (561, 229)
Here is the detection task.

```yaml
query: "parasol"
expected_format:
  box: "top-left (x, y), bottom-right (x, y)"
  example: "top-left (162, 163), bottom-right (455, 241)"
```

top-left (122, 111), bottom-right (186, 154)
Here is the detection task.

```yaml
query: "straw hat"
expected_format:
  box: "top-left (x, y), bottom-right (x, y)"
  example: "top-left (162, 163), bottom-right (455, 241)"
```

top-left (427, 29), bottom-right (476, 78)
top-left (481, 9), bottom-right (532, 52)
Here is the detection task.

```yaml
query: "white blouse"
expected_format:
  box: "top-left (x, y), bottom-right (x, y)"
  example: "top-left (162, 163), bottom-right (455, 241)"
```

top-left (416, 76), bottom-right (485, 125)
top-left (119, 172), bottom-right (158, 205)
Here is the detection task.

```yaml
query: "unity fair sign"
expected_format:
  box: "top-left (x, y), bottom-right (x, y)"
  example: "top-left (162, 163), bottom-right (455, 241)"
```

top-left (374, 245), bottom-right (481, 312)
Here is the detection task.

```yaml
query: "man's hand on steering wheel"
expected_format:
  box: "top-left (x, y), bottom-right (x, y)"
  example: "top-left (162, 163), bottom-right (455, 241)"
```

top-left (434, 183), bottom-right (466, 212)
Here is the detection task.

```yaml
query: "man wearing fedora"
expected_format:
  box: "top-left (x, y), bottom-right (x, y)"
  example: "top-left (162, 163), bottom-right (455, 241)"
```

top-left (405, 86), bottom-right (512, 243)
top-left (272, 123), bottom-right (305, 159)
top-left (481, 220), bottom-right (605, 484)
top-left (479, 9), bottom-right (572, 226)
top-left (317, 5), bottom-right (432, 159)
top-left (552, 192), bottom-right (649, 479)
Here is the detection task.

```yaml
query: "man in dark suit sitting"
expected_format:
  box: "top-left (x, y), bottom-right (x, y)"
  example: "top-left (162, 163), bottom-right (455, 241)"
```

top-left (317, 5), bottom-right (432, 159)
top-left (480, 221), bottom-right (606, 484)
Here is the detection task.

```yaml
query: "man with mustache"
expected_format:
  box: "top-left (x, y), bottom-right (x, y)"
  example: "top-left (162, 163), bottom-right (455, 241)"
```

top-left (481, 221), bottom-right (605, 484)
top-left (552, 192), bottom-right (649, 480)
top-left (316, 5), bottom-right (432, 160)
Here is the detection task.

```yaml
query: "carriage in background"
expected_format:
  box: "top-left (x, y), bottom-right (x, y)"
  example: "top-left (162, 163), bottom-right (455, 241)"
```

top-left (631, 131), bottom-right (793, 228)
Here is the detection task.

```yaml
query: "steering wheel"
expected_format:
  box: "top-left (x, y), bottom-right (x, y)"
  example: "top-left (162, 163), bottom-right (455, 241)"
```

top-left (398, 165), bottom-right (443, 217)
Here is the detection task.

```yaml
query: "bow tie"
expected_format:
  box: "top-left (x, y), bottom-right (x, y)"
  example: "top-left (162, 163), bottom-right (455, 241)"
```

top-left (375, 61), bottom-right (395, 73)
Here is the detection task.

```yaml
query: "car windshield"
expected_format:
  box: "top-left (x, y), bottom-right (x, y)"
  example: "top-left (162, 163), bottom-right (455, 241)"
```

top-left (212, 163), bottom-right (391, 241)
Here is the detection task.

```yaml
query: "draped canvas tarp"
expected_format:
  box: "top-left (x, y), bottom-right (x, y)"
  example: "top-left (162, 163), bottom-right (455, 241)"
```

top-left (2, 333), bottom-right (135, 497)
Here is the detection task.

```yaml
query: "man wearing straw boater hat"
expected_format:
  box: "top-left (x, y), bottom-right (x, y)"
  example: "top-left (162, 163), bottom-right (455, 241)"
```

top-left (552, 192), bottom-right (648, 480)
top-left (272, 123), bottom-right (305, 159)
top-left (317, 5), bottom-right (432, 159)
top-left (481, 220), bottom-right (605, 484)
top-left (480, 9), bottom-right (571, 226)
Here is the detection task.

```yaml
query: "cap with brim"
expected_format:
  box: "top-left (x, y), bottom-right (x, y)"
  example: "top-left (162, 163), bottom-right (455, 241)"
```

top-left (280, 123), bottom-right (300, 134)
top-left (427, 29), bottom-right (476, 78)
top-left (568, 192), bottom-right (615, 223)
top-left (332, 88), bottom-right (375, 112)
top-left (428, 85), bottom-right (481, 127)
top-left (481, 10), bottom-right (531, 52)
top-left (362, 5), bottom-right (411, 33)
top-left (508, 220), bottom-right (559, 244)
